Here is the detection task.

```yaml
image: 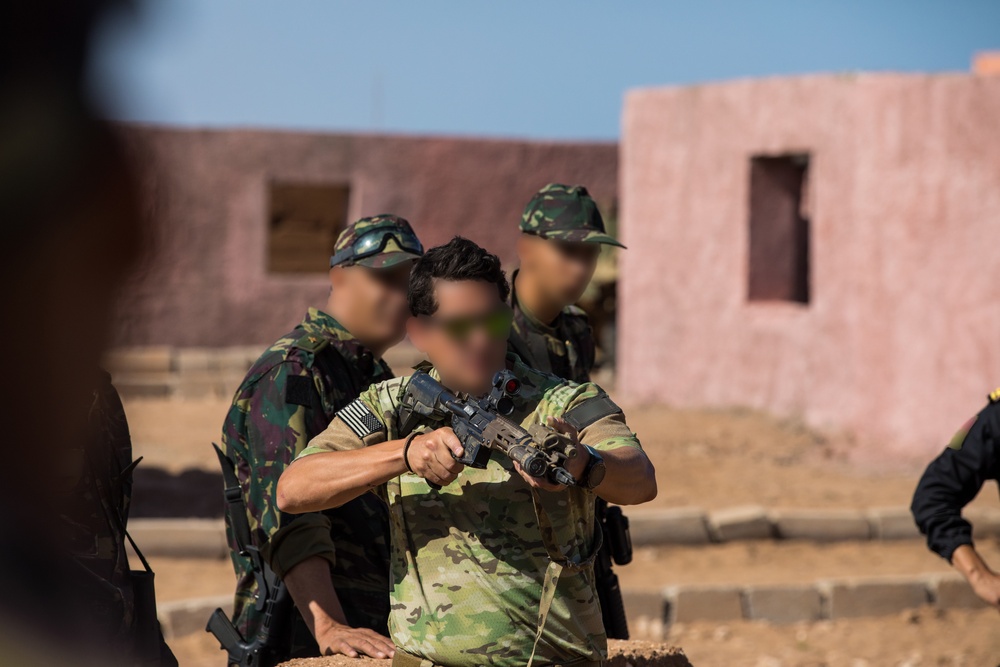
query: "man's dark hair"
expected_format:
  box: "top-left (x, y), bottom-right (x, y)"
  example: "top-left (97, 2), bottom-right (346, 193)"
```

top-left (408, 236), bottom-right (510, 316)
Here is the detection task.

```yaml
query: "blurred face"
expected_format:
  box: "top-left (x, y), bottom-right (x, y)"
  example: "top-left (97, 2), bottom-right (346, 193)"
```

top-left (517, 234), bottom-right (601, 306)
top-left (330, 261), bottom-right (413, 350)
top-left (407, 279), bottom-right (512, 395)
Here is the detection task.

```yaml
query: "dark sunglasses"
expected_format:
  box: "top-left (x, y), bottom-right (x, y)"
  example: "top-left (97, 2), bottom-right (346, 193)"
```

top-left (420, 307), bottom-right (514, 342)
top-left (329, 223), bottom-right (424, 267)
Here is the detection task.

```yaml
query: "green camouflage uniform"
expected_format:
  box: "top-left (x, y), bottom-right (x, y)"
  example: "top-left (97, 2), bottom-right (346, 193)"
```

top-left (508, 269), bottom-right (595, 383)
top-left (220, 215), bottom-right (422, 652)
top-left (511, 183), bottom-right (625, 384)
top-left (297, 355), bottom-right (643, 666)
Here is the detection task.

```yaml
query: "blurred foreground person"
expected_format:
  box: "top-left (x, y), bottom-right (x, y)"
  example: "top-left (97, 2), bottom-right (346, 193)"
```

top-left (511, 183), bottom-right (634, 639)
top-left (913, 388), bottom-right (1000, 609)
top-left (277, 237), bottom-right (657, 666)
top-left (0, 0), bottom-right (180, 662)
top-left (212, 216), bottom-right (422, 664)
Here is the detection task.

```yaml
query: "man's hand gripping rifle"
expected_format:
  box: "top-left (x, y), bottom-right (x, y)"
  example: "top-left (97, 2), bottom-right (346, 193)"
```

top-left (400, 369), bottom-right (578, 487)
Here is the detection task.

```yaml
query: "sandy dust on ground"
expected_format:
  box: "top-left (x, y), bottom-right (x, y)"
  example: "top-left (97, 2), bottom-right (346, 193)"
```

top-left (670, 607), bottom-right (1000, 667)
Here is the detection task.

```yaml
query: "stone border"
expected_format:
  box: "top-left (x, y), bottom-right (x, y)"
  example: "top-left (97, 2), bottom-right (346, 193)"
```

top-left (106, 345), bottom-right (426, 399)
top-left (131, 506), bottom-right (1000, 560)
top-left (158, 574), bottom-right (988, 641)
top-left (629, 506), bottom-right (1000, 545)
top-left (624, 572), bottom-right (987, 635)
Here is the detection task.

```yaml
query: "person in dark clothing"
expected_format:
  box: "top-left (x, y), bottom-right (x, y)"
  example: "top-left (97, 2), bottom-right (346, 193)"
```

top-left (912, 388), bottom-right (1000, 608)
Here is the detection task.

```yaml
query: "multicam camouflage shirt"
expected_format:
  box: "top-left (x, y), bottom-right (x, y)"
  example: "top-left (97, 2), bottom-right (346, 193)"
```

top-left (508, 269), bottom-right (596, 384)
top-left (221, 308), bottom-right (394, 647)
top-left (297, 355), bottom-right (644, 666)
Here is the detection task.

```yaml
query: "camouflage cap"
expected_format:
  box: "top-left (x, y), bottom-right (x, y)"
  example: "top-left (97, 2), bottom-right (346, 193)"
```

top-left (519, 183), bottom-right (626, 248)
top-left (331, 214), bottom-right (424, 269)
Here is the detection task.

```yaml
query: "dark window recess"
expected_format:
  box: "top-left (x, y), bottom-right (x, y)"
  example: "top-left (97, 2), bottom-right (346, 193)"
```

top-left (268, 182), bottom-right (351, 273)
top-left (747, 154), bottom-right (811, 304)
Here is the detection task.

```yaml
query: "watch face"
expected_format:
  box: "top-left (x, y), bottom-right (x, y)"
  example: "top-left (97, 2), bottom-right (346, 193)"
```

top-left (588, 460), bottom-right (607, 489)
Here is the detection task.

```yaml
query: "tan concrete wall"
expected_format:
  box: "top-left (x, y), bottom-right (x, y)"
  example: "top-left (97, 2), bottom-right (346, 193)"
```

top-left (114, 127), bottom-right (616, 346)
top-left (619, 73), bottom-right (1000, 458)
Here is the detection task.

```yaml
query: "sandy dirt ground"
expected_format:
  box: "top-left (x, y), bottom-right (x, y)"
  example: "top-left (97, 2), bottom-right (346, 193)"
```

top-left (128, 397), bottom-right (1000, 666)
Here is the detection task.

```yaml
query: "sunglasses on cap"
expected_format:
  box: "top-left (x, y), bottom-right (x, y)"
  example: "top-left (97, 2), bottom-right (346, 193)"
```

top-left (329, 223), bottom-right (424, 267)
top-left (420, 307), bottom-right (514, 342)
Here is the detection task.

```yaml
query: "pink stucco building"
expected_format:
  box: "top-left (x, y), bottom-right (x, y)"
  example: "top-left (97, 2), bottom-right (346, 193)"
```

top-left (618, 73), bottom-right (1000, 458)
top-left (115, 128), bottom-right (616, 347)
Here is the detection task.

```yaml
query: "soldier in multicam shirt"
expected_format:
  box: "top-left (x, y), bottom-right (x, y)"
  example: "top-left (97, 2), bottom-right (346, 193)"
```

top-left (277, 237), bottom-right (657, 667)
top-left (219, 215), bottom-right (424, 660)
top-left (509, 183), bottom-right (624, 383)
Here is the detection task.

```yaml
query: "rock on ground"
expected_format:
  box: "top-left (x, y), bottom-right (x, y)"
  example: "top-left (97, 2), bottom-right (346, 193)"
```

top-left (277, 640), bottom-right (693, 666)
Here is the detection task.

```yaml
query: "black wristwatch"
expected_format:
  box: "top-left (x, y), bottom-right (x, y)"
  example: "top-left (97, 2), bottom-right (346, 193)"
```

top-left (580, 445), bottom-right (606, 490)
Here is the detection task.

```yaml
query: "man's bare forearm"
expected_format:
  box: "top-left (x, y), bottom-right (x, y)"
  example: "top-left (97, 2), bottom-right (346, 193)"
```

top-left (277, 440), bottom-right (408, 514)
top-left (595, 446), bottom-right (657, 505)
top-left (284, 555), bottom-right (349, 629)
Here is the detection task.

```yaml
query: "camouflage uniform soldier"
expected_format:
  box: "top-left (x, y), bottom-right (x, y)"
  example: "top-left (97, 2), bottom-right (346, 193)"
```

top-left (512, 183), bottom-right (632, 639)
top-left (219, 215), bottom-right (423, 660)
top-left (277, 238), bottom-right (657, 666)
top-left (509, 183), bottom-right (625, 383)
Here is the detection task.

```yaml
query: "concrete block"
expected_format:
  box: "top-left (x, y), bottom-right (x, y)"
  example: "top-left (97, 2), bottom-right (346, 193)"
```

top-left (175, 348), bottom-right (217, 373)
top-left (159, 595), bottom-right (232, 639)
top-left (743, 584), bottom-right (823, 624)
top-left (216, 348), bottom-right (256, 373)
top-left (822, 577), bottom-right (930, 619)
top-left (867, 506), bottom-right (921, 540)
top-left (629, 508), bottom-right (710, 546)
top-left (664, 585), bottom-right (744, 623)
top-left (623, 588), bottom-right (667, 621)
top-left (707, 505), bottom-right (773, 542)
top-left (771, 509), bottom-right (871, 541)
top-left (175, 371), bottom-right (224, 399)
top-left (127, 519), bottom-right (228, 558)
top-left (623, 589), bottom-right (668, 640)
top-left (105, 347), bottom-right (175, 374)
top-left (930, 574), bottom-right (990, 610)
top-left (112, 374), bottom-right (176, 399)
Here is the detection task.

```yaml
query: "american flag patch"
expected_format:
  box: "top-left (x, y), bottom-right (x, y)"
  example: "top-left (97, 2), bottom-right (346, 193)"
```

top-left (337, 398), bottom-right (385, 439)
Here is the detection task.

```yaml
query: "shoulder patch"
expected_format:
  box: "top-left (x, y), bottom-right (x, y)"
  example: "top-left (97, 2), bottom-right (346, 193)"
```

top-left (336, 398), bottom-right (385, 439)
top-left (291, 334), bottom-right (329, 354)
top-left (564, 392), bottom-right (622, 430)
top-left (948, 415), bottom-right (977, 450)
top-left (286, 375), bottom-right (316, 408)
top-left (989, 387), bottom-right (1000, 404)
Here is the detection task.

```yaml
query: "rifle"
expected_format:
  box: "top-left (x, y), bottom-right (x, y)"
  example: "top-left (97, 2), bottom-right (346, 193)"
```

top-left (399, 369), bottom-right (578, 487)
top-left (208, 443), bottom-right (293, 667)
top-left (594, 499), bottom-right (633, 639)
top-left (206, 572), bottom-right (290, 667)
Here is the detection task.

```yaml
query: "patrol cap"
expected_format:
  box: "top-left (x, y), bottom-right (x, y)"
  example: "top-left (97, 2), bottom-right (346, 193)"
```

top-left (519, 183), bottom-right (626, 249)
top-left (330, 214), bottom-right (424, 269)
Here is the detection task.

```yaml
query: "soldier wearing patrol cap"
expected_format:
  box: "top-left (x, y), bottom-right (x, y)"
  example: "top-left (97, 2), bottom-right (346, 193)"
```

top-left (510, 183), bottom-right (633, 639)
top-left (216, 215), bottom-right (423, 661)
top-left (913, 387), bottom-right (1000, 609)
top-left (509, 183), bottom-right (625, 384)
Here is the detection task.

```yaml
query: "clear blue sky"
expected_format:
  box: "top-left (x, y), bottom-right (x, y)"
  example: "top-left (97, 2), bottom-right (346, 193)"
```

top-left (91, 0), bottom-right (1000, 140)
